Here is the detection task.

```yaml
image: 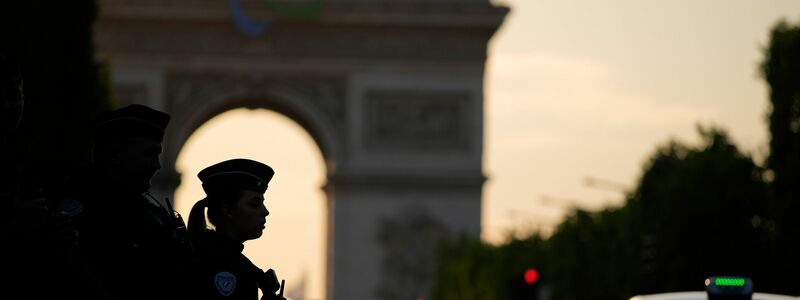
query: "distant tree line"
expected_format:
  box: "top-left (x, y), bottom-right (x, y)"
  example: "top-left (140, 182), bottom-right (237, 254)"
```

top-left (433, 18), bottom-right (800, 300)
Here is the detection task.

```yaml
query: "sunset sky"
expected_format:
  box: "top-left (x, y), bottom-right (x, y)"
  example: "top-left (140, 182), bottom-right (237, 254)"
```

top-left (171, 1), bottom-right (800, 299)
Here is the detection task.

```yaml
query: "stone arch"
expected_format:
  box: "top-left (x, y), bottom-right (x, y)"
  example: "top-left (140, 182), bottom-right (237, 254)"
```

top-left (166, 82), bottom-right (342, 174)
top-left (96, 1), bottom-right (507, 298)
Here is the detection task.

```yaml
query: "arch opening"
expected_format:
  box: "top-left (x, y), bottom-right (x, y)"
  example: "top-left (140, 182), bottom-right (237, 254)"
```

top-left (174, 108), bottom-right (327, 300)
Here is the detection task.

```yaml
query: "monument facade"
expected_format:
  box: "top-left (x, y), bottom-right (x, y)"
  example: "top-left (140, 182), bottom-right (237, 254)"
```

top-left (95, 1), bottom-right (507, 298)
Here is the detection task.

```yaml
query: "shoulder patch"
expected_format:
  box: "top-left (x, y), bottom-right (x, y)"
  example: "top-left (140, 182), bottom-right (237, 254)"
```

top-left (214, 271), bottom-right (237, 297)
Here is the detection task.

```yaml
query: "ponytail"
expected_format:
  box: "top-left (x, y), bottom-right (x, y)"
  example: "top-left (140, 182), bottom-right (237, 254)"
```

top-left (188, 190), bottom-right (243, 245)
top-left (187, 198), bottom-right (209, 245)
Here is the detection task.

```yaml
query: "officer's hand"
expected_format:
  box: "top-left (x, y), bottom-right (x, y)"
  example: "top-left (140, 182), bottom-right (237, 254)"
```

top-left (260, 293), bottom-right (287, 300)
top-left (262, 269), bottom-right (281, 294)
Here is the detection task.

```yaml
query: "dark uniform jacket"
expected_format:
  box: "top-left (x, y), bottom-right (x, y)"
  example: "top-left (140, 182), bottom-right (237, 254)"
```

top-left (0, 154), bottom-right (82, 299)
top-left (0, 154), bottom-right (61, 299)
top-left (61, 165), bottom-right (194, 300)
top-left (192, 230), bottom-right (264, 300)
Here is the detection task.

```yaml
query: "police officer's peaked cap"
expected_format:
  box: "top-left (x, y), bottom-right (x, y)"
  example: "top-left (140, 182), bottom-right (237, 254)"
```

top-left (198, 159), bottom-right (274, 195)
top-left (93, 104), bottom-right (170, 142)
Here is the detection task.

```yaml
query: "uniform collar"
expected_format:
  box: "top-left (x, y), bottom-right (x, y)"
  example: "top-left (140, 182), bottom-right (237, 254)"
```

top-left (204, 230), bottom-right (245, 253)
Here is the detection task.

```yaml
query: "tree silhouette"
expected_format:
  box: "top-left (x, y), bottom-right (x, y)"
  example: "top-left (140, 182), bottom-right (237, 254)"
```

top-left (434, 126), bottom-right (772, 300)
top-left (627, 127), bottom-right (769, 294)
top-left (760, 18), bottom-right (800, 296)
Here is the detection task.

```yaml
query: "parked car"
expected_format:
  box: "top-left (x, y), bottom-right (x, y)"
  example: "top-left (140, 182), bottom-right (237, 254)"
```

top-left (629, 276), bottom-right (799, 300)
top-left (630, 291), bottom-right (798, 300)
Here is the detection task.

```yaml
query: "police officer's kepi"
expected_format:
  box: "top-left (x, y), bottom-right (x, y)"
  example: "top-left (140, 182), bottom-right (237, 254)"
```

top-left (198, 159), bottom-right (275, 195)
top-left (93, 104), bottom-right (170, 142)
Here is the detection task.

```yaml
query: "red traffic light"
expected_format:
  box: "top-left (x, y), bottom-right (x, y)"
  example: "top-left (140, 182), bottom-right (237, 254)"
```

top-left (524, 268), bottom-right (539, 285)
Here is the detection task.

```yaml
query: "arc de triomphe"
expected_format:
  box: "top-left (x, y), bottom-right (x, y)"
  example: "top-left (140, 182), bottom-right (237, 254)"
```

top-left (95, 1), bottom-right (506, 299)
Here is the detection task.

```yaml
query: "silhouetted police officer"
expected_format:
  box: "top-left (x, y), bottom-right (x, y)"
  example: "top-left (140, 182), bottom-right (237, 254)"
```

top-left (59, 104), bottom-right (194, 300)
top-left (188, 158), bottom-right (286, 300)
top-left (0, 52), bottom-right (50, 298)
top-left (0, 53), bottom-right (95, 299)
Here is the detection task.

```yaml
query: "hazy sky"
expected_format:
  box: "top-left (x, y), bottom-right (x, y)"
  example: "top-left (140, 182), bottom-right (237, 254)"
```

top-left (484, 0), bottom-right (799, 241)
top-left (172, 1), bottom-right (800, 299)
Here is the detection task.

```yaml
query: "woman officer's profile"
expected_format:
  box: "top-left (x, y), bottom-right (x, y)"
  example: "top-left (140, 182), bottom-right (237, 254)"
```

top-left (188, 158), bottom-right (286, 300)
